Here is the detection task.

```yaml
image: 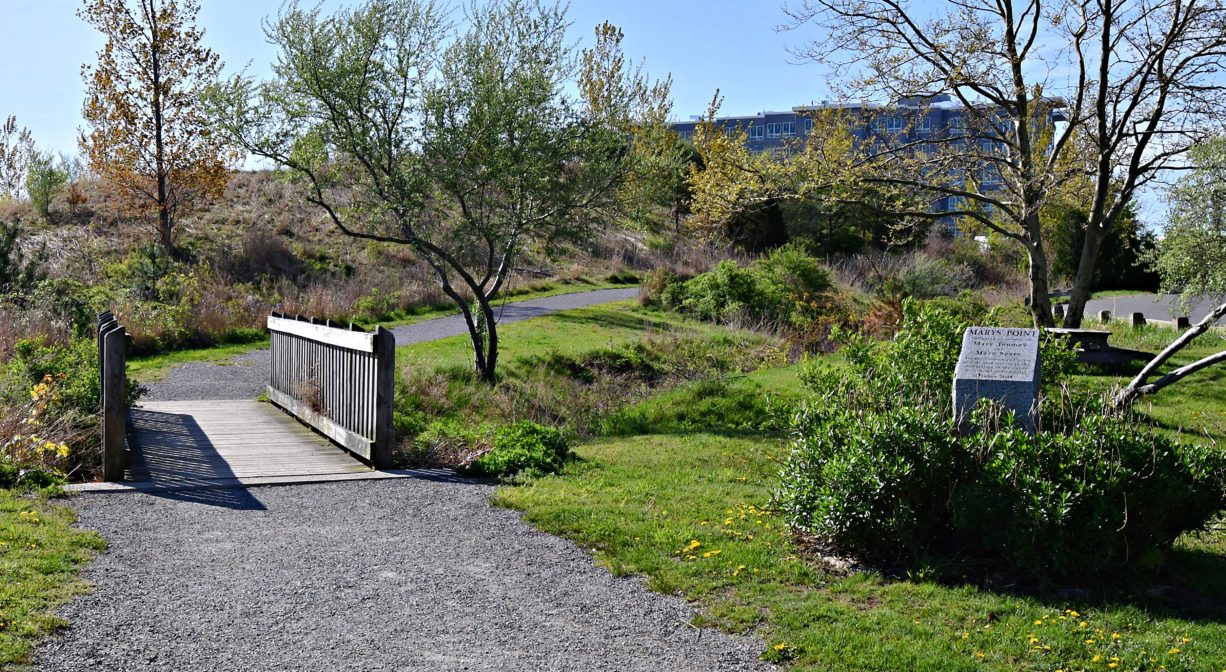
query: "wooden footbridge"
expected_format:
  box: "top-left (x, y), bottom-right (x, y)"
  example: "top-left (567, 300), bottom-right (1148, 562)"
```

top-left (89, 311), bottom-right (403, 491)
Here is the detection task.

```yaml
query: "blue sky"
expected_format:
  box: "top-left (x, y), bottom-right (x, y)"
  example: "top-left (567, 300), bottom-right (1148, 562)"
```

top-left (0, 0), bottom-right (832, 156)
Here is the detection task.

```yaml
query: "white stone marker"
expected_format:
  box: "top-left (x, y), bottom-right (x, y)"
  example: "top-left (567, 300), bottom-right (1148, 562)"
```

top-left (952, 327), bottom-right (1041, 433)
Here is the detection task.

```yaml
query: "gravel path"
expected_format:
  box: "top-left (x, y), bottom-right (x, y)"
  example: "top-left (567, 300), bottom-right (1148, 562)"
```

top-left (36, 479), bottom-right (772, 671)
top-left (144, 287), bottom-right (640, 402)
top-left (1084, 292), bottom-right (1226, 325)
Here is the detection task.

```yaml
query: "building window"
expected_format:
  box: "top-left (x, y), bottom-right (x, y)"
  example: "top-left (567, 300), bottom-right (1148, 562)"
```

top-left (782, 121), bottom-right (796, 137)
top-left (767, 122), bottom-right (781, 138)
top-left (948, 116), bottom-right (967, 135)
top-left (886, 116), bottom-right (905, 133)
top-left (871, 116), bottom-right (885, 131)
top-left (749, 124), bottom-right (764, 140)
top-left (805, 118), bottom-right (814, 131)
top-left (917, 116), bottom-right (932, 133)
top-left (726, 126), bottom-right (737, 137)
top-left (679, 130), bottom-right (691, 140)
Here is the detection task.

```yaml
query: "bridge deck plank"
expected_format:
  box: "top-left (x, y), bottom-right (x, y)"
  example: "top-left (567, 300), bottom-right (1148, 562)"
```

top-left (126, 400), bottom-right (370, 485)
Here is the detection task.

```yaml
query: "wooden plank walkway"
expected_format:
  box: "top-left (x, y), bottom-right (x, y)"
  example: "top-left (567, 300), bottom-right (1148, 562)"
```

top-left (125, 400), bottom-right (372, 487)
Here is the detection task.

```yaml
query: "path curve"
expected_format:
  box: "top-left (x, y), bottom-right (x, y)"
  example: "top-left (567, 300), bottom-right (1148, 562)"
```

top-left (1083, 292), bottom-right (1226, 326)
top-left (144, 287), bottom-right (640, 402)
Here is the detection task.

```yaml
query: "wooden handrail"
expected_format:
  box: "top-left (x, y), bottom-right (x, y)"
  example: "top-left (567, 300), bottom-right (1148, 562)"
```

top-left (266, 313), bottom-right (395, 468)
top-left (97, 312), bottom-right (128, 481)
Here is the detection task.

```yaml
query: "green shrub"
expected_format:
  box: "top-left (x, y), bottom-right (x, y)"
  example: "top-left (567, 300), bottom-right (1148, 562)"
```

top-left (0, 459), bottom-right (65, 491)
top-left (776, 404), bottom-right (969, 563)
top-left (1, 338), bottom-right (103, 416)
top-left (782, 300), bottom-right (1226, 581)
top-left (661, 244), bottom-right (831, 329)
top-left (777, 401), bottom-right (1226, 580)
top-left (461, 421), bottom-right (571, 479)
top-left (959, 415), bottom-right (1226, 580)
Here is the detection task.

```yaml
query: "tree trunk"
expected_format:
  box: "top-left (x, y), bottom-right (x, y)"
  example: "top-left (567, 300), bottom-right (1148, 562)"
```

top-left (1025, 229), bottom-right (1055, 328)
top-left (1063, 221), bottom-right (1108, 328)
top-left (148, 0), bottom-right (172, 257)
top-left (478, 295), bottom-right (499, 384)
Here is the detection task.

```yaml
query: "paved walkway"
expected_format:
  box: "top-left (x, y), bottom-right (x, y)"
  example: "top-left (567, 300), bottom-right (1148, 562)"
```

top-left (1084, 293), bottom-right (1226, 325)
top-left (37, 286), bottom-right (774, 671)
top-left (143, 287), bottom-right (640, 402)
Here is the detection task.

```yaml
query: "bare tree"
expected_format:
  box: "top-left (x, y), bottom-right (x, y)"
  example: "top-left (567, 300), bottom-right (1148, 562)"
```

top-left (0, 116), bottom-right (34, 200)
top-left (780, 0), bottom-right (1226, 327)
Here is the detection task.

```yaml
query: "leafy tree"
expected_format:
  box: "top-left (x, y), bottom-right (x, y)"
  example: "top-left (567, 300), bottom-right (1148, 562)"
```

top-left (697, 0), bottom-right (1226, 327)
top-left (25, 149), bottom-right (68, 221)
top-left (79, 0), bottom-right (234, 255)
top-left (209, 0), bottom-right (669, 382)
top-left (1045, 200), bottom-right (1158, 292)
top-left (0, 116), bottom-right (33, 200)
top-left (1116, 137), bottom-right (1226, 406)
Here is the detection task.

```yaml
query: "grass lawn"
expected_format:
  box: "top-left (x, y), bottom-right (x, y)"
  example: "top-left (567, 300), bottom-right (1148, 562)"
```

top-left (396, 300), bottom-right (713, 370)
top-left (0, 490), bottom-right (105, 668)
top-left (1072, 323), bottom-right (1226, 444)
top-left (129, 278), bottom-right (638, 383)
top-left (1053, 289), bottom-right (1152, 305)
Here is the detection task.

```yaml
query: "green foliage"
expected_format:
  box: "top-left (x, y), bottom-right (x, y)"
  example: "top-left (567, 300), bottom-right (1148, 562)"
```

top-left (23, 149), bottom-right (66, 221)
top-left (461, 421), bottom-right (571, 479)
top-left (0, 460), bottom-right (66, 491)
top-left (1, 339), bottom-right (103, 417)
top-left (778, 404), bottom-right (967, 563)
top-left (0, 222), bottom-right (47, 297)
top-left (805, 298), bottom-right (1076, 412)
top-left (1153, 136), bottom-right (1226, 300)
top-left (354, 288), bottom-right (399, 323)
top-left (210, 0), bottom-right (670, 381)
top-left (1045, 200), bottom-right (1159, 291)
top-left (959, 414), bottom-right (1226, 580)
top-left (105, 244), bottom-right (180, 301)
top-left (882, 256), bottom-right (975, 300)
top-left (781, 300), bottom-right (1226, 581)
top-left (660, 244), bottom-right (831, 329)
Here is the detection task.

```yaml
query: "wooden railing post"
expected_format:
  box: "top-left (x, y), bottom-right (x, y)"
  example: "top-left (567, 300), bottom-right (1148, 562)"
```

top-left (100, 319), bottom-right (128, 481)
top-left (372, 326), bottom-right (395, 469)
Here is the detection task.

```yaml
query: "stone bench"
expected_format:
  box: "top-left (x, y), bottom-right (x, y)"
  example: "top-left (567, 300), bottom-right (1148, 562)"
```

top-left (1044, 327), bottom-right (1154, 370)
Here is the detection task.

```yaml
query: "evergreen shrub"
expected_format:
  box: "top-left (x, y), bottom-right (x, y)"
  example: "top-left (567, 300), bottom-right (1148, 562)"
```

top-left (776, 300), bottom-right (1226, 581)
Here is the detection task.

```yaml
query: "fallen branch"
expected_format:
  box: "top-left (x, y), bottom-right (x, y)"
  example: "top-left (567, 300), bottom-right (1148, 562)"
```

top-left (1113, 300), bottom-right (1226, 408)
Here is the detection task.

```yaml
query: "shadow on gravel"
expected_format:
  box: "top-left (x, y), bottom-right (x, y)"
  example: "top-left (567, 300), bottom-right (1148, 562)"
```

top-left (126, 409), bottom-right (267, 511)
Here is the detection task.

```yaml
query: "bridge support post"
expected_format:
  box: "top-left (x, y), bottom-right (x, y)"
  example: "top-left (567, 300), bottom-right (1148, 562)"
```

top-left (99, 315), bottom-right (128, 481)
top-left (373, 326), bottom-right (396, 470)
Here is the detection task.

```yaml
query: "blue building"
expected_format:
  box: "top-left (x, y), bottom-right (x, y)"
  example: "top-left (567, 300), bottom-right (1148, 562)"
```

top-left (672, 94), bottom-right (1066, 230)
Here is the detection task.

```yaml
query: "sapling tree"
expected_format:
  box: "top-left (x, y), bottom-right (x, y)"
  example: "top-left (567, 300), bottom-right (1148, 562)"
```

top-left (0, 116), bottom-right (34, 200)
top-left (209, 0), bottom-right (670, 382)
top-left (80, 0), bottom-right (235, 255)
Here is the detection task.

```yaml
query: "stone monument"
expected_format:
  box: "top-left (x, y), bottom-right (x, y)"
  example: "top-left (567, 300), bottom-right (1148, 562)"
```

top-left (952, 326), bottom-right (1041, 433)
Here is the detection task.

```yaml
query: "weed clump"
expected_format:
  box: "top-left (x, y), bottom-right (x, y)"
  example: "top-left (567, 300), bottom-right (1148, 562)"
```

top-left (459, 421), bottom-right (571, 480)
